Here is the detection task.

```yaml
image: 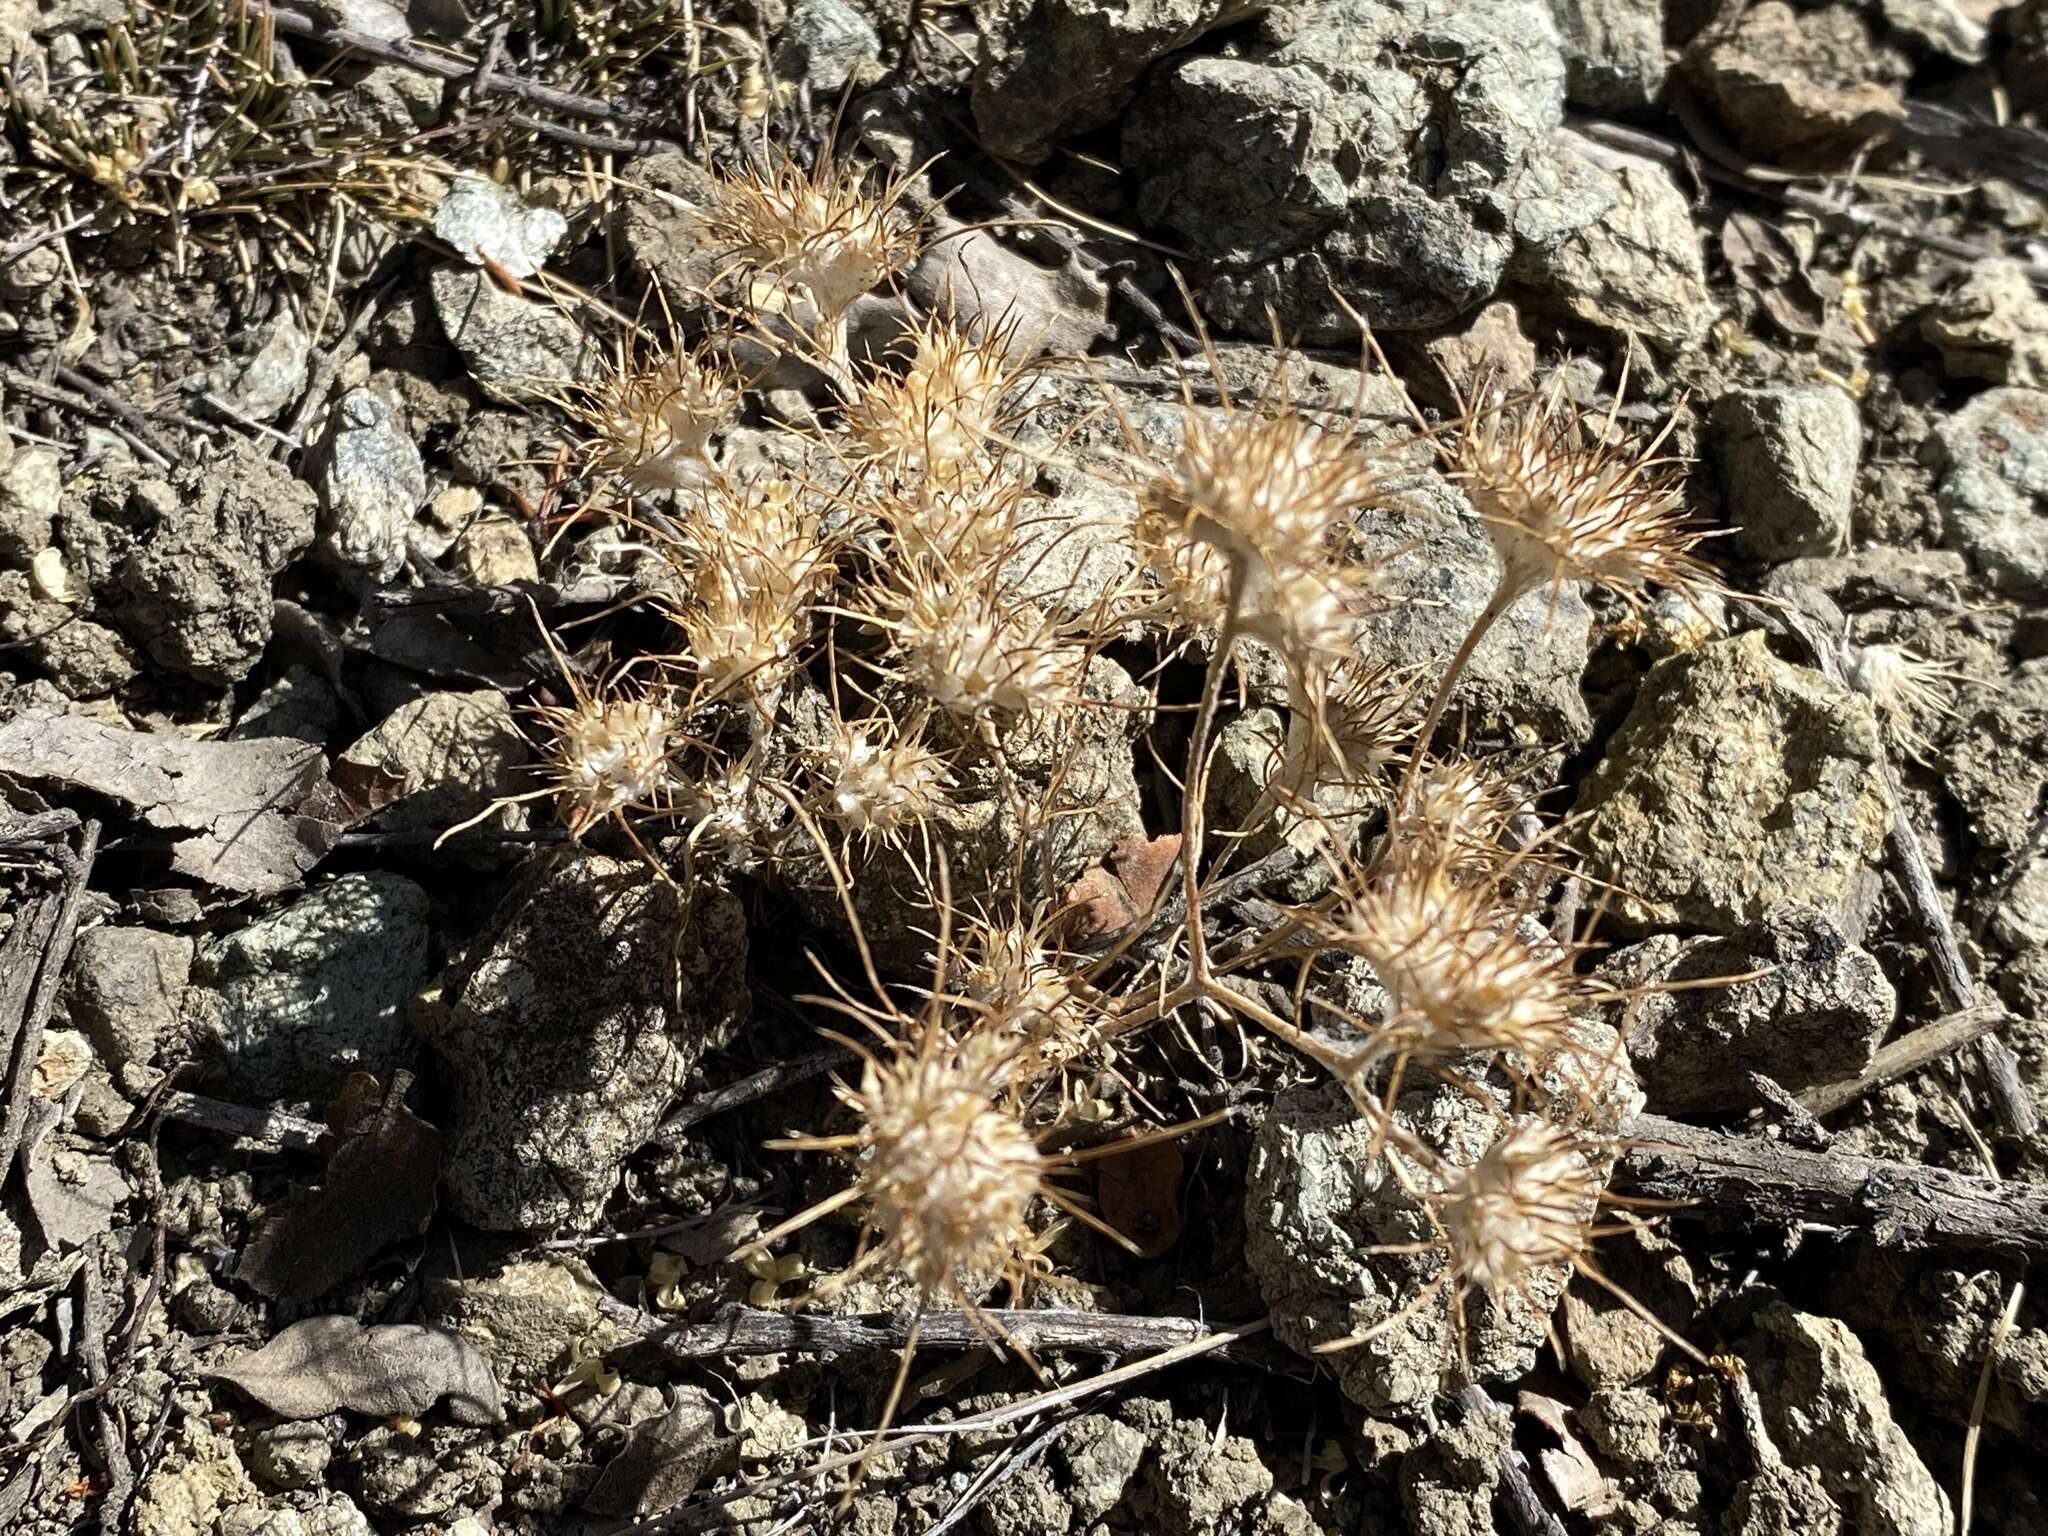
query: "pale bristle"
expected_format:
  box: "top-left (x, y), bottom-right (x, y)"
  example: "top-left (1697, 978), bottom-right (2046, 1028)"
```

top-left (1440, 1121), bottom-right (1601, 1297)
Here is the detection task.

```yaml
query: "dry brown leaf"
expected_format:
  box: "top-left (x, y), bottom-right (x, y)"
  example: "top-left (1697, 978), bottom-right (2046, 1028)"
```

top-left (210, 1314), bottom-right (502, 1425)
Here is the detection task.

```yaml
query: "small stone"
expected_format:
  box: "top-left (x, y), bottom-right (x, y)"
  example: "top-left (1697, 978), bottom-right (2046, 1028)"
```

top-left (64, 925), bottom-right (193, 1074)
top-left (433, 177), bottom-right (568, 280)
top-left (0, 569), bottom-right (141, 698)
top-left (339, 688), bottom-right (530, 839)
top-left (1574, 630), bottom-right (1891, 935)
top-left (1056, 1415), bottom-right (1146, 1524)
top-left (1713, 385), bottom-right (1861, 560)
top-left (28, 546), bottom-right (69, 601)
top-left (1931, 386), bottom-right (2048, 593)
top-left (1741, 1302), bottom-right (1951, 1536)
top-left (249, 1422), bottom-right (333, 1491)
top-left (432, 264), bottom-right (598, 399)
top-left (0, 443), bottom-right (60, 564)
top-left (319, 387), bottom-right (427, 581)
top-left (230, 665), bottom-right (343, 746)
top-left (452, 516), bottom-right (539, 585)
top-left (1411, 301), bottom-right (1539, 409)
top-left (203, 310), bottom-right (311, 424)
top-left (1684, 2), bottom-right (1908, 158)
top-left (1878, 0), bottom-right (1987, 64)
top-left (1551, 0), bottom-right (1668, 109)
top-left (183, 872), bottom-right (432, 1103)
top-left (1135, 1415), bottom-right (1275, 1532)
top-left (772, 0), bottom-right (880, 92)
top-left (422, 1256), bottom-right (625, 1386)
top-left (1579, 1387), bottom-right (1665, 1466)
top-left (339, 62), bottom-right (444, 136)
top-left (1922, 261), bottom-right (2048, 388)
top-left (1602, 906), bottom-right (1894, 1112)
top-left (412, 484), bottom-right (483, 563)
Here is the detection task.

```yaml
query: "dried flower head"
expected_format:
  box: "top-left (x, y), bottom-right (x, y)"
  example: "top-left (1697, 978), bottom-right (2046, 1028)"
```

top-left (876, 558), bottom-right (1086, 723)
top-left (1844, 641), bottom-right (1967, 766)
top-left (814, 710), bottom-right (955, 847)
top-left (846, 316), bottom-right (1025, 489)
top-left (1440, 1121), bottom-right (1602, 1298)
top-left (543, 693), bottom-right (675, 837)
top-left (573, 337), bottom-right (740, 493)
top-left (1388, 754), bottom-right (1526, 877)
top-left (1451, 377), bottom-right (1715, 612)
top-left (1277, 659), bottom-right (1422, 811)
top-left (709, 143), bottom-right (920, 361)
top-left (870, 465), bottom-right (1036, 568)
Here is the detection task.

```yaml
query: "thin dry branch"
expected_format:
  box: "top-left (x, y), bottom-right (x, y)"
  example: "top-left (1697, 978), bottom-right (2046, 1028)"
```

top-left (1796, 1004), bottom-right (2011, 1119)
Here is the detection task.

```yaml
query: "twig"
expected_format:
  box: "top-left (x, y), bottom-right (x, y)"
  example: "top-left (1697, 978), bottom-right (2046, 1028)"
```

top-left (1459, 1385), bottom-right (1568, 1536)
top-left (652, 1046), bottom-right (855, 1144)
top-left (0, 820), bottom-right (99, 1183)
top-left (594, 1301), bottom-right (1260, 1364)
top-left (77, 1243), bottom-right (134, 1536)
top-left (150, 1090), bottom-right (328, 1155)
top-left (1617, 1113), bottom-right (2048, 1260)
top-left (925, 1416), bottom-right (1075, 1536)
top-left (1796, 1003), bottom-right (2011, 1119)
top-left (372, 575), bottom-right (638, 617)
top-left (0, 365), bottom-right (174, 469)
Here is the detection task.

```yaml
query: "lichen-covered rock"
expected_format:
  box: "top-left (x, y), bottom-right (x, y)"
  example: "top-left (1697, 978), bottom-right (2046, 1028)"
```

top-left (1932, 386), bottom-right (2048, 593)
top-left (772, 0), bottom-right (881, 93)
top-left (970, 0), bottom-right (1257, 163)
top-left (0, 567), bottom-right (142, 697)
top-left (0, 442), bottom-right (59, 564)
top-left (1574, 629), bottom-right (1891, 935)
top-left (1132, 1414), bottom-right (1276, 1533)
top-left (1740, 1302), bottom-right (1951, 1536)
top-left (1056, 1414), bottom-right (1147, 1524)
top-left (1550, 0), bottom-right (1668, 109)
top-left (1123, 0), bottom-right (1612, 338)
top-left (183, 873), bottom-right (432, 1102)
top-left (1600, 905), bottom-right (1894, 1111)
top-left (1684, 2), bottom-right (1909, 158)
top-left (338, 689), bottom-right (530, 840)
top-left (424, 855), bottom-right (748, 1230)
top-left (63, 924), bottom-right (193, 1074)
top-left (1400, 1408), bottom-right (1508, 1536)
top-left (422, 1256), bottom-right (626, 1386)
top-left (110, 440), bottom-right (319, 684)
top-left (431, 263), bottom-right (598, 399)
top-left (318, 386), bottom-right (426, 581)
top-left (1922, 261), bottom-right (2048, 388)
top-left (1713, 385), bottom-right (1861, 560)
top-left (432, 177), bottom-right (566, 280)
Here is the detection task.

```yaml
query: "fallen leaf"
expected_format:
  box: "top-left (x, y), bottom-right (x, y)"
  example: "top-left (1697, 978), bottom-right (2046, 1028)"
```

top-left (1060, 832), bottom-right (1183, 940)
top-left (237, 1076), bottom-right (443, 1302)
top-left (1093, 1135), bottom-right (1185, 1259)
top-left (581, 1389), bottom-right (731, 1519)
top-left (1518, 1391), bottom-right (1620, 1517)
top-left (210, 1314), bottom-right (503, 1425)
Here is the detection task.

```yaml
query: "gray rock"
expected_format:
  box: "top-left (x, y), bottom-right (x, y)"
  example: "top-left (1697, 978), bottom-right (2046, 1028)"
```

top-left (1055, 1415), bottom-right (1147, 1524)
top-left (772, 0), bottom-right (879, 92)
top-left (1511, 140), bottom-right (1711, 355)
top-left (1122, 0), bottom-right (1605, 338)
top-left (1574, 630), bottom-right (1891, 935)
top-left (338, 689), bottom-right (530, 840)
top-left (202, 311), bottom-right (311, 424)
top-left (432, 177), bottom-right (568, 280)
top-left (1132, 1416), bottom-right (1275, 1532)
top-left (1713, 385), bottom-right (1861, 561)
top-left (431, 263), bottom-right (598, 399)
top-left (111, 440), bottom-right (319, 685)
top-left (0, 444), bottom-right (59, 564)
top-left (1551, 0), bottom-right (1667, 109)
top-left (1683, 1), bottom-right (1907, 158)
top-left (230, 665), bottom-right (343, 747)
top-left (1246, 1060), bottom-right (1637, 1413)
top-left (184, 873), bottom-right (431, 1102)
top-left (1351, 476), bottom-right (1595, 742)
top-left (318, 387), bottom-right (426, 581)
top-left (424, 856), bottom-right (748, 1230)
top-left (338, 62), bottom-right (444, 136)
top-left (1579, 1386), bottom-right (1665, 1465)
top-left (1600, 906), bottom-right (1894, 1112)
top-left (248, 1422), bottom-right (332, 1491)
top-left (422, 1256), bottom-right (624, 1385)
top-left (1922, 261), bottom-right (2048, 388)
top-left (1741, 1303), bottom-right (1951, 1536)
top-left (0, 569), bottom-right (142, 697)
top-left (970, 0), bottom-right (1256, 163)
top-left (1931, 386), bottom-right (2048, 593)
top-left (1400, 1409), bottom-right (1508, 1536)
top-left (63, 925), bottom-right (193, 1074)
top-left (1878, 0), bottom-right (1987, 63)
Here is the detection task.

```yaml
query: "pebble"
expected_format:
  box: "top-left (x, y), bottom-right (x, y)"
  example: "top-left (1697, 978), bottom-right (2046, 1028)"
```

top-left (1713, 385), bottom-right (1862, 561)
top-left (432, 177), bottom-right (568, 281)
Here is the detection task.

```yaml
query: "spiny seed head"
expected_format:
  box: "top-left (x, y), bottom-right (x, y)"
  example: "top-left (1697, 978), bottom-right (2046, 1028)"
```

top-left (1152, 402), bottom-right (1387, 566)
top-left (710, 146), bottom-right (919, 333)
top-left (1322, 858), bottom-right (1576, 1066)
top-left (576, 340), bottom-right (740, 493)
top-left (663, 477), bottom-right (832, 701)
top-left (817, 712), bottom-right (954, 841)
top-left (1440, 1122), bottom-right (1601, 1297)
top-left (1282, 659), bottom-right (1421, 803)
top-left (846, 318), bottom-right (1022, 487)
top-left (1845, 641), bottom-right (1964, 765)
top-left (678, 752), bottom-right (770, 870)
top-left (545, 695), bottom-right (672, 835)
top-left (1453, 383), bottom-right (1715, 611)
top-left (1390, 755), bottom-right (1525, 876)
top-left (847, 1035), bottom-right (1047, 1296)
top-left (955, 915), bottom-right (1090, 1047)
top-left (881, 561), bottom-right (1085, 721)
top-left (872, 467), bottom-right (1034, 568)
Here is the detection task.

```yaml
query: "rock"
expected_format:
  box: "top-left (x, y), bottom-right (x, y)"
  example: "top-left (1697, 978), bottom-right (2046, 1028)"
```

top-left (1740, 1302), bottom-right (1951, 1536)
top-left (1573, 629), bottom-right (1891, 935)
top-left (422, 1256), bottom-right (625, 1385)
top-left (133, 1422), bottom-right (261, 1536)
top-left (772, 0), bottom-right (879, 92)
top-left (1511, 141), bottom-right (1712, 354)
top-left (1729, 1463), bottom-right (1844, 1536)
top-left (349, 1425), bottom-right (500, 1519)
top-left (1055, 1414), bottom-right (1147, 1524)
top-left (1123, 0), bottom-right (1610, 339)
top-left (338, 688), bottom-right (529, 839)
top-left (248, 1423), bottom-right (333, 1491)
top-left (2017, 0), bottom-right (2048, 113)
top-left (63, 925), bottom-right (192, 1073)
top-left (231, 665), bottom-right (343, 746)
top-left (339, 62), bottom-right (444, 135)
top-left (1683, 2), bottom-right (1908, 158)
top-left (423, 856), bottom-right (749, 1230)
top-left (202, 310), bottom-right (311, 423)
top-left (970, 0), bottom-right (1255, 163)
top-left (111, 440), bottom-right (319, 685)
top-left (431, 263), bottom-right (598, 399)
top-left (412, 484), bottom-right (480, 562)
top-left (1401, 1409), bottom-right (1508, 1536)
top-left (1600, 906), bottom-right (1894, 1111)
top-left (1712, 386), bottom-right (1861, 560)
top-left (1878, 0), bottom-right (1987, 63)
top-left (1931, 386), bottom-right (2048, 593)
top-left (1579, 1386), bottom-right (1665, 1465)
top-left (1923, 261), bottom-right (2048, 389)
top-left (1560, 1226), bottom-right (1699, 1387)
top-left (1134, 1415), bottom-right (1275, 1533)
top-left (183, 873), bottom-right (432, 1103)
top-left (432, 177), bottom-right (568, 280)
top-left (1551, 0), bottom-right (1668, 109)
top-left (318, 387), bottom-right (427, 581)
top-left (613, 154), bottom-right (730, 307)
top-left (451, 516), bottom-right (539, 585)
top-left (1408, 301), bottom-right (1539, 409)
top-left (0, 443), bottom-right (59, 564)
top-left (1350, 476), bottom-right (1595, 742)
top-left (0, 568), bottom-right (142, 697)
top-left (1245, 1055), bottom-right (1638, 1413)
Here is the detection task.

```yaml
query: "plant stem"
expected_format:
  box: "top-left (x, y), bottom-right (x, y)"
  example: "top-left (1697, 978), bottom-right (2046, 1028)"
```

top-left (1386, 571), bottom-right (1519, 835)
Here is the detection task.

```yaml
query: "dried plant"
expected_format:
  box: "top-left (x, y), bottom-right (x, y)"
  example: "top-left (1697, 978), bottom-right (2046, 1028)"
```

top-left (871, 555), bottom-right (1088, 727)
top-left (844, 313), bottom-right (1029, 491)
top-left (568, 331), bottom-right (742, 494)
top-left (1844, 640), bottom-right (1971, 766)
top-left (810, 708), bottom-right (956, 854)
